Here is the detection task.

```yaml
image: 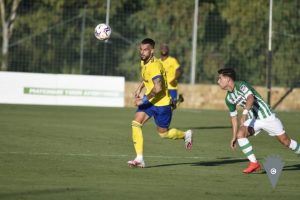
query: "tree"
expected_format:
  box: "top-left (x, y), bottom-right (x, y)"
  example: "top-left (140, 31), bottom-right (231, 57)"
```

top-left (118, 0), bottom-right (196, 82)
top-left (218, 0), bottom-right (269, 85)
top-left (0, 0), bottom-right (21, 71)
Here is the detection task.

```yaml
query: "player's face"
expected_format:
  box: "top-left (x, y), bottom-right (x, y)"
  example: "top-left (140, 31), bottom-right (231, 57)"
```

top-left (160, 46), bottom-right (169, 56)
top-left (217, 74), bottom-right (230, 90)
top-left (140, 44), bottom-right (154, 62)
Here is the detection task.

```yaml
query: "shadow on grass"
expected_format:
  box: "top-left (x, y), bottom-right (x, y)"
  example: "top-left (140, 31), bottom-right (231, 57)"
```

top-left (249, 163), bottom-right (300, 174)
top-left (283, 163), bottom-right (300, 171)
top-left (0, 188), bottom-right (87, 199)
top-left (146, 157), bottom-right (248, 168)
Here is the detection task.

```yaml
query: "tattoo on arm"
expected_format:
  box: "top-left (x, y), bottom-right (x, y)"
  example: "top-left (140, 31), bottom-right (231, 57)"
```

top-left (147, 77), bottom-right (162, 99)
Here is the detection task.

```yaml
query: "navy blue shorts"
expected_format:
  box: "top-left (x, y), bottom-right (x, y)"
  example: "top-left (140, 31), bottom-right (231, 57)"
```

top-left (169, 89), bottom-right (177, 101)
top-left (137, 103), bottom-right (172, 128)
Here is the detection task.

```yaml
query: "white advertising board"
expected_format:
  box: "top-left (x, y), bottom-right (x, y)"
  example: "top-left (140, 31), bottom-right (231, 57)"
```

top-left (0, 72), bottom-right (124, 107)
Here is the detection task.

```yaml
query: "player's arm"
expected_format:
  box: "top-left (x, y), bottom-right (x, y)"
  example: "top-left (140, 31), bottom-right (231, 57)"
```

top-left (240, 93), bottom-right (255, 126)
top-left (175, 67), bottom-right (182, 80)
top-left (135, 76), bottom-right (163, 106)
top-left (133, 81), bottom-right (145, 106)
top-left (169, 67), bottom-right (182, 86)
top-left (146, 75), bottom-right (163, 99)
top-left (226, 99), bottom-right (238, 149)
top-left (134, 81), bottom-right (145, 98)
top-left (230, 114), bottom-right (238, 149)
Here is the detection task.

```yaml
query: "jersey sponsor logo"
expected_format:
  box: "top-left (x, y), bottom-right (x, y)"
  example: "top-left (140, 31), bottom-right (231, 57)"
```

top-left (228, 95), bottom-right (244, 105)
top-left (234, 96), bottom-right (244, 104)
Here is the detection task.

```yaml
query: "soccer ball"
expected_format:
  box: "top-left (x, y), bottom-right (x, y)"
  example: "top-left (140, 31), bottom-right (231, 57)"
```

top-left (94, 23), bottom-right (111, 40)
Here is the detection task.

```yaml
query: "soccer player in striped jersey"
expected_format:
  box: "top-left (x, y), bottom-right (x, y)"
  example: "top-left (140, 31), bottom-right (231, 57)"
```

top-left (127, 38), bottom-right (192, 168)
top-left (159, 44), bottom-right (184, 109)
top-left (217, 68), bottom-right (300, 174)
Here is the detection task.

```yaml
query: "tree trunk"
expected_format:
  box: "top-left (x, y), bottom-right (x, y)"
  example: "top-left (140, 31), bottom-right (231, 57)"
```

top-left (1, 21), bottom-right (8, 71)
top-left (0, 0), bottom-right (21, 71)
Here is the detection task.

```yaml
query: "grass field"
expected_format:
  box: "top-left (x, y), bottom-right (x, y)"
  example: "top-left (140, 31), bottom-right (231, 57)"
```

top-left (0, 104), bottom-right (299, 200)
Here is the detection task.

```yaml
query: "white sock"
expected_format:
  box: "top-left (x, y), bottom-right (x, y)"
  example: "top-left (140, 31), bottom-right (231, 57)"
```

top-left (238, 138), bottom-right (257, 163)
top-left (136, 155), bottom-right (143, 161)
top-left (289, 139), bottom-right (297, 150)
top-left (289, 139), bottom-right (300, 154)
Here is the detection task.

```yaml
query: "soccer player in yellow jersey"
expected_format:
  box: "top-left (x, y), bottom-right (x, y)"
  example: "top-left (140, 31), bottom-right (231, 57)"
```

top-left (159, 44), bottom-right (184, 109)
top-left (127, 38), bottom-right (193, 168)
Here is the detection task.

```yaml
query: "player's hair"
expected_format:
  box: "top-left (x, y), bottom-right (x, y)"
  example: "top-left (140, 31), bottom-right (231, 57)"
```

top-left (141, 38), bottom-right (155, 48)
top-left (218, 68), bottom-right (236, 81)
top-left (160, 43), bottom-right (169, 50)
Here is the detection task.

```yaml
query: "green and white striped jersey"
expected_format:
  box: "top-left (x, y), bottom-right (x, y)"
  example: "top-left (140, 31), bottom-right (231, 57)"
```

top-left (225, 81), bottom-right (272, 119)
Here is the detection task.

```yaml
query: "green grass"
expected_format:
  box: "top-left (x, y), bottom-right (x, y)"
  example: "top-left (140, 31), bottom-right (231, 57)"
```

top-left (0, 104), bottom-right (299, 200)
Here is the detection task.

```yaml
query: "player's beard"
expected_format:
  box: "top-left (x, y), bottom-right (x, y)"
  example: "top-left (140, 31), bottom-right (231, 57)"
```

top-left (160, 51), bottom-right (168, 57)
top-left (140, 55), bottom-right (147, 61)
top-left (140, 54), bottom-right (152, 63)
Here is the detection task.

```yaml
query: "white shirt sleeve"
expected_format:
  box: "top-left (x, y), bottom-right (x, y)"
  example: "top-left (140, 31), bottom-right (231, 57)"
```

top-left (230, 110), bottom-right (238, 117)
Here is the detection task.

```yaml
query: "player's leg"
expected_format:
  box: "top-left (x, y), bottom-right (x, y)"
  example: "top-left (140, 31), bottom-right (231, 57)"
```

top-left (154, 105), bottom-right (193, 149)
top-left (237, 122), bottom-right (261, 173)
top-left (157, 127), bottom-right (184, 139)
top-left (264, 115), bottom-right (300, 154)
top-left (128, 107), bottom-right (152, 168)
top-left (284, 135), bottom-right (300, 154)
top-left (276, 133), bottom-right (300, 154)
top-left (157, 127), bottom-right (193, 150)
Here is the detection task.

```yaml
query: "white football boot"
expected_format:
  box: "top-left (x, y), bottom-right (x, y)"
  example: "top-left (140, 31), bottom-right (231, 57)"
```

top-left (184, 129), bottom-right (193, 150)
top-left (127, 159), bottom-right (146, 168)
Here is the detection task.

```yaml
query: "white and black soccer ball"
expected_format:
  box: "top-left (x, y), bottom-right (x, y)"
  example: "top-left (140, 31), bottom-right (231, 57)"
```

top-left (94, 23), bottom-right (111, 40)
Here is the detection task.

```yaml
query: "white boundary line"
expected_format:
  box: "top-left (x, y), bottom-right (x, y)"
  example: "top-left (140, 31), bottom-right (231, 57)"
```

top-left (0, 151), bottom-right (298, 162)
top-left (0, 151), bottom-right (206, 159)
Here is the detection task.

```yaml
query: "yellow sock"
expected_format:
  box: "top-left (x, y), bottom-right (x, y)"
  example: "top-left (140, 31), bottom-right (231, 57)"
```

top-left (132, 121), bottom-right (143, 155)
top-left (159, 128), bottom-right (185, 140)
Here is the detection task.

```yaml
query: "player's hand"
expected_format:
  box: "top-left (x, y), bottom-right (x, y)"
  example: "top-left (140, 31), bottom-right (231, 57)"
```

top-left (134, 97), bottom-right (143, 106)
top-left (169, 80), bottom-right (177, 87)
top-left (230, 138), bottom-right (237, 150)
top-left (133, 90), bottom-right (140, 98)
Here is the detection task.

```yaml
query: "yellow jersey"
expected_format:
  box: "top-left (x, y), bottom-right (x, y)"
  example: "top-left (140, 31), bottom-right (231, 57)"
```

top-left (141, 57), bottom-right (170, 106)
top-left (159, 56), bottom-right (180, 89)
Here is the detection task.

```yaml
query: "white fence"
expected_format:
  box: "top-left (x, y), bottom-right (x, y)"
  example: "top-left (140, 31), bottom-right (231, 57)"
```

top-left (0, 72), bottom-right (124, 107)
